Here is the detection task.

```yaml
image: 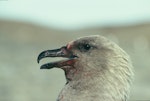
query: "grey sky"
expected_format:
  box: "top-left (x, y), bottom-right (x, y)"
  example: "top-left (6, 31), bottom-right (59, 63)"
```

top-left (0, 0), bottom-right (150, 29)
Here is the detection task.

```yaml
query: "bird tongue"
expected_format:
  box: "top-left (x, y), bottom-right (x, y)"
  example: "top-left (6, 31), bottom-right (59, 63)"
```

top-left (37, 46), bottom-right (77, 69)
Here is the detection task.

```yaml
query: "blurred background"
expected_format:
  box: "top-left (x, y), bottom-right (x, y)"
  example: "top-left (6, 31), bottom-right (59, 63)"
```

top-left (0, 0), bottom-right (150, 101)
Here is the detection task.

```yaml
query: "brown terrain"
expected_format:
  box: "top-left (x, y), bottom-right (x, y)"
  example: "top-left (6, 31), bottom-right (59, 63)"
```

top-left (0, 19), bottom-right (150, 101)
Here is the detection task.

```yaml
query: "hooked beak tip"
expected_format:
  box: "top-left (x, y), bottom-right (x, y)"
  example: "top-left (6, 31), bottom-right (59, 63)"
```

top-left (37, 60), bottom-right (40, 64)
top-left (37, 55), bottom-right (42, 64)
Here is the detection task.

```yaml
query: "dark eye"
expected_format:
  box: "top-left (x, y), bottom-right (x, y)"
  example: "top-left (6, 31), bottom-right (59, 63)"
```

top-left (83, 44), bottom-right (91, 50)
top-left (79, 43), bottom-right (92, 52)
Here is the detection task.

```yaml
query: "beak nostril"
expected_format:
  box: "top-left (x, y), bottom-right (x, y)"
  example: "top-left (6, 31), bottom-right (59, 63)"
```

top-left (45, 51), bottom-right (50, 56)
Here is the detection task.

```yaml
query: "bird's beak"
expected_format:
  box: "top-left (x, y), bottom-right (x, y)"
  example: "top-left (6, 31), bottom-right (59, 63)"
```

top-left (37, 46), bottom-right (77, 69)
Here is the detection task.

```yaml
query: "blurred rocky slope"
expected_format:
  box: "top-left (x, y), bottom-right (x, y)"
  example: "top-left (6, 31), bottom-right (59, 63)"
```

top-left (0, 19), bottom-right (150, 101)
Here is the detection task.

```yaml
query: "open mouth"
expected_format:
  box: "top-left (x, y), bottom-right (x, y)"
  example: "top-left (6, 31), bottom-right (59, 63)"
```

top-left (37, 46), bottom-right (78, 69)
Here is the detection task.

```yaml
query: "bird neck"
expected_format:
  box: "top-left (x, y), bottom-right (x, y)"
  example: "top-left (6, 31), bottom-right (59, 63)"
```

top-left (58, 69), bottom-right (130, 101)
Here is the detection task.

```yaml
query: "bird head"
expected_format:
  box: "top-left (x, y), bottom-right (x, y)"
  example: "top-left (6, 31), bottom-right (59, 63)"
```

top-left (37, 35), bottom-right (131, 79)
top-left (37, 35), bottom-right (133, 100)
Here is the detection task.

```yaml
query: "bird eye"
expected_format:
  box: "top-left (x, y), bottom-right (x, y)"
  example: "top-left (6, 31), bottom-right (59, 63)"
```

top-left (79, 43), bottom-right (92, 52)
top-left (83, 44), bottom-right (91, 50)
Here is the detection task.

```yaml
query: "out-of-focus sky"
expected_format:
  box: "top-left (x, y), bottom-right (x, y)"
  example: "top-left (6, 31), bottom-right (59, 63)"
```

top-left (0, 0), bottom-right (150, 29)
